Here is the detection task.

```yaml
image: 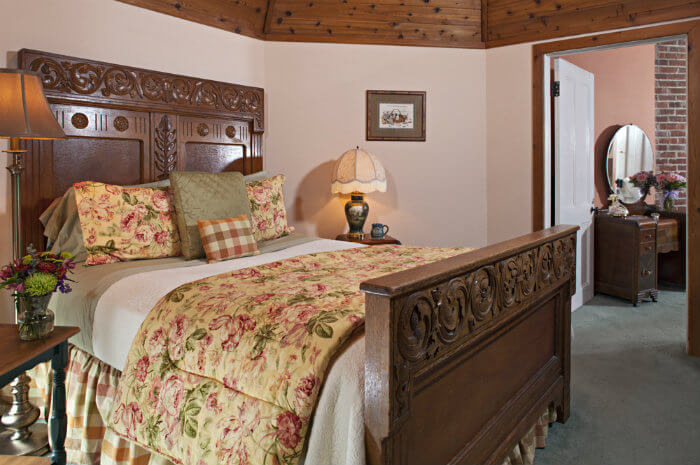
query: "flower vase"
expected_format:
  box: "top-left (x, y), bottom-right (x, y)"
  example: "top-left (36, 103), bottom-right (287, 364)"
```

top-left (663, 193), bottom-right (675, 212)
top-left (16, 294), bottom-right (55, 341)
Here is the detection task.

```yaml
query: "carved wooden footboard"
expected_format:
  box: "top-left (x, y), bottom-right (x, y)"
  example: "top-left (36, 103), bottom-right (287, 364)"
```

top-left (361, 225), bottom-right (578, 465)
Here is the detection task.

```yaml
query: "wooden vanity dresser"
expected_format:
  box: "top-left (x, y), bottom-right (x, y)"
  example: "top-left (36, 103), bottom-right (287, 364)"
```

top-left (594, 212), bottom-right (658, 306)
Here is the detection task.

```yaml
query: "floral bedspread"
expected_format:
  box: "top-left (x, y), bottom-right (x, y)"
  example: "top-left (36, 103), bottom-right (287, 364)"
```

top-left (108, 245), bottom-right (467, 465)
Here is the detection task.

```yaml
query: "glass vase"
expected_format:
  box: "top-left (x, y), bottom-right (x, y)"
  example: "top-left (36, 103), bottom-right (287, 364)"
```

top-left (663, 194), bottom-right (675, 212)
top-left (15, 294), bottom-right (55, 341)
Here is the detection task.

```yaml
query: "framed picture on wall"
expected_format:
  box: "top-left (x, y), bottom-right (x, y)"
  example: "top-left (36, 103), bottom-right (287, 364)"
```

top-left (366, 90), bottom-right (426, 141)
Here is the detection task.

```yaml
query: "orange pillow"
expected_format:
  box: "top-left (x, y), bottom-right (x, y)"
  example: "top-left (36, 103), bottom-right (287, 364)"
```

top-left (73, 181), bottom-right (181, 265)
top-left (246, 175), bottom-right (294, 242)
top-left (197, 214), bottom-right (260, 263)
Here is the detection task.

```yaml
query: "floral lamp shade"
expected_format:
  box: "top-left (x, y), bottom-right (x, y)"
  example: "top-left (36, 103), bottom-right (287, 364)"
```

top-left (331, 147), bottom-right (387, 194)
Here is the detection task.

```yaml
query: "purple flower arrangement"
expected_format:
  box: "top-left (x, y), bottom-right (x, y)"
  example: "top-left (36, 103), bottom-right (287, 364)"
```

top-left (0, 247), bottom-right (75, 297)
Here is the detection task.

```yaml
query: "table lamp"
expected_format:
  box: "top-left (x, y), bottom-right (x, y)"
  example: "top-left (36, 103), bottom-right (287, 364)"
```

top-left (0, 68), bottom-right (65, 455)
top-left (331, 147), bottom-right (386, 239)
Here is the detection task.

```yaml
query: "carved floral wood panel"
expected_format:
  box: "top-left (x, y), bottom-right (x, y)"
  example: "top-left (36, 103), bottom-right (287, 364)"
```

top-left (392, 233), bottom-right (576, 422)
top-left (19, 49), bottom-right (264, 133)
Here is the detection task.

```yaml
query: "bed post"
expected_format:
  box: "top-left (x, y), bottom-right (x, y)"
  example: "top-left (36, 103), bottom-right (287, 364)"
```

top-left (361, 225), bottom-right (578, 465)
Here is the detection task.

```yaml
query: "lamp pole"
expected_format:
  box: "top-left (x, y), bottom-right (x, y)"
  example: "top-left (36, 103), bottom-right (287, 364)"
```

top-left (7, 137), bottom-right (24, 260)
top-left (0, 137), bottom-right (48, 456)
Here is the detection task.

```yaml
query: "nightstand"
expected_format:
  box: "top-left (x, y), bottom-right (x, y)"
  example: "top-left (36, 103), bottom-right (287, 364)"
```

top-left (0, 324), bottom-right (79, 465)
top-left (335, 234), bottom-right (401, 245)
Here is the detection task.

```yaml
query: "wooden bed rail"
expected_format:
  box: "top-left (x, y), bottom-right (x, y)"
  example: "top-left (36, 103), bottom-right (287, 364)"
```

top-left (360, 225), bottom-right (578, 465)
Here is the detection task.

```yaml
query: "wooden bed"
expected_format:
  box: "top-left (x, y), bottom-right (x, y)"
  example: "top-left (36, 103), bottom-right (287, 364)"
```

top-left (17, 49), bottom-right (576, 465)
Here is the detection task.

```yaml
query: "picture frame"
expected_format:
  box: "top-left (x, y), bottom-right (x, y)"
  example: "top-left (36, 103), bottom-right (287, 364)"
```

top-left (366, 90), bottom-right (426, 141)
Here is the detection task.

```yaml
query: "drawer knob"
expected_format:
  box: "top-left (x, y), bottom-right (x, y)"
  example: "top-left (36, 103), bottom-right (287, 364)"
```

top-left (641, 269), bottom-right (652, 277)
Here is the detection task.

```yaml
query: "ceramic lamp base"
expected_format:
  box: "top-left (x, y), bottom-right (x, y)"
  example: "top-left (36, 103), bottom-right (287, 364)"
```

top-left (345, 193), bottom-right (369, 239)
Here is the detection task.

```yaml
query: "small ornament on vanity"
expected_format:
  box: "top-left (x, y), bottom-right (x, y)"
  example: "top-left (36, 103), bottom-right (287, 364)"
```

top-left (608, 179), bottom-right (629, 217)
top-left (371, 223), bottom-right (390, 239)
top-left (0, 247), bottom-right (76, 340)
top-left (331, 147), bottom-right (387, 239)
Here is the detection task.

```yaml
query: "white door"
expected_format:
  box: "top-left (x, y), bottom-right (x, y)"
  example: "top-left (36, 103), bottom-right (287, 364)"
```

top-left (554, 58), bottom-right (595, 310)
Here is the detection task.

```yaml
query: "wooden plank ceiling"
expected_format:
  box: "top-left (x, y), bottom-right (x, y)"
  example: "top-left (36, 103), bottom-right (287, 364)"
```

top-left (485, 0), bottom-right (700, 47)
top-left (117, 0), bottom-right (699, 48)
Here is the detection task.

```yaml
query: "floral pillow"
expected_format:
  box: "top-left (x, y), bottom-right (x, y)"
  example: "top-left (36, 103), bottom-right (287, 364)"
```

top-left (73, 181), bottom-right (181, 265)
top-left (246, 174), bottom-right (294, 242)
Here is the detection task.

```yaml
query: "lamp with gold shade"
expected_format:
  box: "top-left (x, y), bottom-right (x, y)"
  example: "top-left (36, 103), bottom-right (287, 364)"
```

top-left (331, 147), bottom-right (386, 239)
top-left (1, 69), bottom-right (66, 258)
top-left (0, 68), bottom-right (65, 456)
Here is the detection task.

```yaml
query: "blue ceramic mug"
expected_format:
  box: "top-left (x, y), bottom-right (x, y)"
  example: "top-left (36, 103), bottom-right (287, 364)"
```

top-left (371, 223), bottom-right (389, 239)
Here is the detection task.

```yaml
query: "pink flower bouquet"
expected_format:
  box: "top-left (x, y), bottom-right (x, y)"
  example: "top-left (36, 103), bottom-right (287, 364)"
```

top-left (655, 172), bottom-right (687, 211)
top-left (628, 170), bottom-right (687, 211)
top-left (628, 171), bottom-right (656, 196)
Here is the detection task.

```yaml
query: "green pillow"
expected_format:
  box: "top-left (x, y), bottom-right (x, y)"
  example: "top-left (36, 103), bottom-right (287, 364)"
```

top-left (170, 171), bottom-right (253, 259)
top-left (244, 170), bottom-right (269, 183)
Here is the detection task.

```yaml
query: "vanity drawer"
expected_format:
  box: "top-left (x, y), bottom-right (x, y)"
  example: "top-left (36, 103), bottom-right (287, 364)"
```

top-left (639, 254), bottom-right (656, 290)
top-left (640, 229), bottom-right (656, 243)
top-left (640, 241), bottom-right (656, 255)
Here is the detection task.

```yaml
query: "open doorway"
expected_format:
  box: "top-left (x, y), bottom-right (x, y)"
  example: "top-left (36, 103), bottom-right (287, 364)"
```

top-left (545, 37), bottom-right (688, 311)
top-left (532, 20), bottom-right (700, 356)
top-left (530, 23), bottom-right (700, 465)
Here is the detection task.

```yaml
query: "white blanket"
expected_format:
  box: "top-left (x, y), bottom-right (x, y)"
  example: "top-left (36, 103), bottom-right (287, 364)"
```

top-left (93, 239), bottom-right (367, 465)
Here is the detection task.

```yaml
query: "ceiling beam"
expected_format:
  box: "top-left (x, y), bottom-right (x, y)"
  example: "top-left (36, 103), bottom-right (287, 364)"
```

top-left (116, 0), bottom-right (700, 49)
top-left (263, 0), bottom-right (277, 34)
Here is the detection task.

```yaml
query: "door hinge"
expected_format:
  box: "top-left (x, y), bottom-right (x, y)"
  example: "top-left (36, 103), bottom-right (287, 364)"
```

top-left (551, 81), bottom-right (560, 97)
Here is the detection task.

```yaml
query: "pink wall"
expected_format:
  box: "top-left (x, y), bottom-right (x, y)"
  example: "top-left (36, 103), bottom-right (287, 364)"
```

top-left (0, 0), bottom-right (266, 322)
top-left (264, 42), bottom-right (488, 248)
top-left (483, 41), bottom-right (660, 249)
top-left (485, 44), bottom-right (534, 244)
top-left (565, 44), bottom-right (656, 207)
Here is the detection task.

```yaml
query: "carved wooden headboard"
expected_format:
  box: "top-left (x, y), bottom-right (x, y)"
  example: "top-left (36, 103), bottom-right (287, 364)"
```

top-left (16, 49), bottom-right (264, 252)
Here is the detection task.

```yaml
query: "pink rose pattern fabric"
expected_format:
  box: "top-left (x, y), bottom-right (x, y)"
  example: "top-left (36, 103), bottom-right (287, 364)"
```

top-left (73, 181), bottom-right (181, 265)
top-left (246, 175), bottom-right (295, 242)
top-left (109, 245), bottom-right (467, 465)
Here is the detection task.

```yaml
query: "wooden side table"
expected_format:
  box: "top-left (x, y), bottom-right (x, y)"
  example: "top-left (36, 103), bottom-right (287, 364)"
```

top-left (0, 325), bottom-right (79, 465)
top-left (335, 234), bottom-right (401, 245)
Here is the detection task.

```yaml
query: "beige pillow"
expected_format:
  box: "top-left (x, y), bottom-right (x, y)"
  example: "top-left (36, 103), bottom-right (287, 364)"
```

top-left (170, 171), bottom-right (253, 259)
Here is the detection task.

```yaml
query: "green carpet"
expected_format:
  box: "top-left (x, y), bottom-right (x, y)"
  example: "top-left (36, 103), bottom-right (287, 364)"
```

top-left (535, 289), bottom-right (700, 465)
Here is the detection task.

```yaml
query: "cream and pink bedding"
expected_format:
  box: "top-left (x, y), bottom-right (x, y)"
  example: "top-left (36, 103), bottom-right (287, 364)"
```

top-left (108, 245), bottom-right (466, 465)
top-left (46, 236), bottom-right (372, 464)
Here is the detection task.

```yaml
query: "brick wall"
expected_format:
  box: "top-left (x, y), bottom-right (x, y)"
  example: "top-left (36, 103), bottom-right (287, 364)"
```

top-left (655, 38), bottom-right (688, 210)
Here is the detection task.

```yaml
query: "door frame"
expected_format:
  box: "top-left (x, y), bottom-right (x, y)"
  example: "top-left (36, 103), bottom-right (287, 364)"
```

top-left (532, 20), bottom-right (700, 356)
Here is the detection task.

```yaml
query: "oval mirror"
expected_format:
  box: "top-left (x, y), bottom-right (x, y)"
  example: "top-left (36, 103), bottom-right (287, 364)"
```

top-left (606, 124), bottom-right (654, 201)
